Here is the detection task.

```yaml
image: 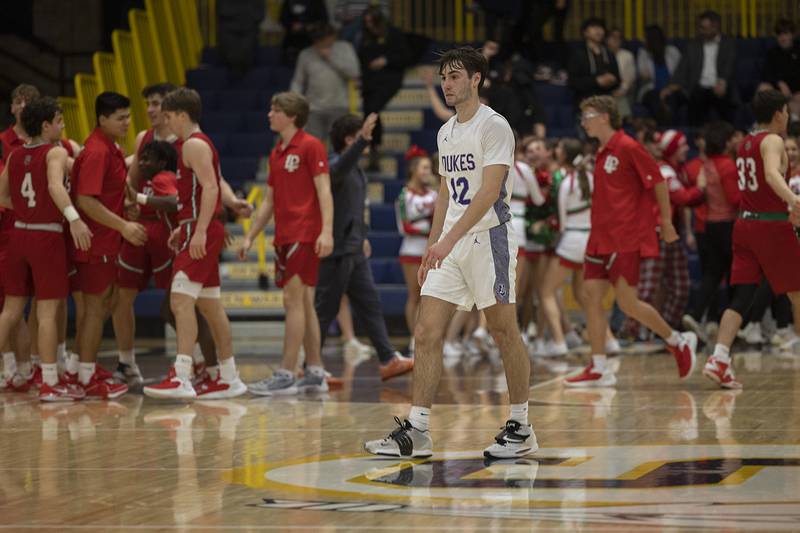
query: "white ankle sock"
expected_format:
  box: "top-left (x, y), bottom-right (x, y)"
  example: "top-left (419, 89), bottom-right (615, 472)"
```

top-left (42, 363), bottom-right (58, 386)
top-left (174, 354), bottom-right (193, 379)
top-left (509, 402), bottom-right (529, 426)
top-left (119, 350), bottom-right (135, 365)
top-left (219, 357), bottom-right (237, 381)
top-left (66, 353), bottom-right (79, 374)
top-left (666, 331), bottom-right (681, 347)
top-left (306, 365), bottom-right (325, 378)
top-left (713, 343), bottom-right (731, 363)
top-left (192, 344), bottom-right (204, 365)
top-left (592, 354), bottom-right (607, 371)
top-left (79, 362), bottom-right (96, 385)
top-left (408, 406), bottom-right (430, 432)
top-left (18, 361), bottom-right (32, 378)
top-left (2, 352), bottom-right (16, 377)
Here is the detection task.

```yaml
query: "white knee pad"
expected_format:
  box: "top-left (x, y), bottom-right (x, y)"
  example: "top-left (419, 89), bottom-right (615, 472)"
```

top-left (171, 271), bottom-right (203, 299)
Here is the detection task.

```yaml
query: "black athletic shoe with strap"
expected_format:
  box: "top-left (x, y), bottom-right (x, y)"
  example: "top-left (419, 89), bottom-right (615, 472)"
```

top-left (483, 419), bottom-right (538, 459)
top-left (364, 416), bottom-right (433, 458)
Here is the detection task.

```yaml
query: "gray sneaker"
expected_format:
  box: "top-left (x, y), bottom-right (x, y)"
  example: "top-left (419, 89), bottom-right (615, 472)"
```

top-left (296, 371), bottom-right (329, 393)
top-left (248, 372), bottom-right (298, 396)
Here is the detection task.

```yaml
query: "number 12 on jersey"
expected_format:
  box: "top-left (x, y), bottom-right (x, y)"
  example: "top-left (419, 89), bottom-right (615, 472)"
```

top-left (450, 177), bottom-right (471, 205)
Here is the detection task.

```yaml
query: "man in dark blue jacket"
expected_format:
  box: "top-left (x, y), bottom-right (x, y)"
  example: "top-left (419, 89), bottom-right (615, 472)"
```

top-left (315, 112), bottom-right (413, 381)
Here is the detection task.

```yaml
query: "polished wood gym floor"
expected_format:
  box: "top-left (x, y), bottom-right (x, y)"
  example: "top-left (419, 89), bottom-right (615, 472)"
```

top-left (1, 338), bottom-right (799, 532)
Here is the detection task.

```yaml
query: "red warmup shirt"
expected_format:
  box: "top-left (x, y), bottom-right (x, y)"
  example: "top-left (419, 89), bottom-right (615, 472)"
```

top-left (6, 143), bottom-right (63, 224)
top-left (1, 126), bottom-right (25, 165)
top-left (736, 131), bottom-right (789, 213)
top-left (587, 130), bottom-right (663, 257)
top-left (268, 129), bottom-right (329, 246)
top-left (175, 132), bottom-right (222, 223)
top-left (150, 170), bottom-right (179, 230)
top-left (72, 128), bottom-right (128, 259)
top-left (136, 129), bottom-right (176, 218)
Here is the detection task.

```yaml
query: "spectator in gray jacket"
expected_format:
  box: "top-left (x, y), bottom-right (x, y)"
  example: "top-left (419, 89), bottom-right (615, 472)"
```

top-left (290, 23), bottom-right (360, 142)
top-left (314, 112), bottom-right (414, 381)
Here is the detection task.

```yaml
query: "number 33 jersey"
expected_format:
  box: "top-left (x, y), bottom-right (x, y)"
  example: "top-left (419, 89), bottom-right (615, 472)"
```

top-left (437, 104), bottom-right (515, 236)
top-left (736, 130), bottom-right (789, 213)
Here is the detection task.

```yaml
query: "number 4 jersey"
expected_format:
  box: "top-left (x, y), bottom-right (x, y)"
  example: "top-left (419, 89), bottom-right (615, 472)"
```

top-left (736, 130), bottom-right (789, 213)
top-left (437, 104), bottom-right (515, 236)
top-left (6, 143), bottom-right (63, 224)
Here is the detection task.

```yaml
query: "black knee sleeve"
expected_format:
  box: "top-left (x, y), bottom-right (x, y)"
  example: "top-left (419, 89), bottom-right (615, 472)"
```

top-left (729, 284), bottom-right (759, 317)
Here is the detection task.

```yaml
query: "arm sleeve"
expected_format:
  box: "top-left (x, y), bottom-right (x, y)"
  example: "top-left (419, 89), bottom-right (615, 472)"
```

top-left (719, 39), bottom-right (737, 83)
top-left (518, 162), bottom-right (545, 205)
top-left (329, 41), bottom-right (361, 80)
top-left (636, 48), bottom-right (651, 79)
top-left (330, 137), bottom-right (367, 187)
top-left (75, 149), bottom-right (108, 196)
top-left (481, 116), bottom-right (514, 168)
top-left (670, 51), bottom-right (689, 88)
top-left (567, 48), bottom-right (601, 94)
top-left (305, 139), bottom-right (330, 178)
top-left (629, 142), bottom-right (664, 190)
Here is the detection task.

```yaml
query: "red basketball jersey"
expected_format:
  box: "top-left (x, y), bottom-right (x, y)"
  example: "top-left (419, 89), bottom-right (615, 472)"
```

top-left (736, 131), bottom-right (788, 213)
top-left (175, 132), bottom-right (222, 223)
top-left (7, 143), bottom-right (63, 224)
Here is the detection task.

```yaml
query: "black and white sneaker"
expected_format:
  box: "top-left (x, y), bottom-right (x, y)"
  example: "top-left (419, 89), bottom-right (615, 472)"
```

top-left (483, 420), bottom-right (538, 459)
top-left (364, 417), bottom-right (433, 458)
top-left (113, 362), bottom-right (143, 388)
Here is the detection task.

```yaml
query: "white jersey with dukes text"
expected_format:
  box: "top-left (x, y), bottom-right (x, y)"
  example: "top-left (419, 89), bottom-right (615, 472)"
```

top-left (438, 104), bottom-right (515, 235)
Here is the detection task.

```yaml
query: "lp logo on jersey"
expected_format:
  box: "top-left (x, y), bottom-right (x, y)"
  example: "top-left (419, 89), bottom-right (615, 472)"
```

top-left (603, 155), bottom-right (619, 174)
top-left (284, 155), bottom-right (300, 173)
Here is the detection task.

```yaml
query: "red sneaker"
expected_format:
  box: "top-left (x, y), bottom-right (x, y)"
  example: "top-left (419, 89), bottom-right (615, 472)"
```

top-left (380, 354), bottom-right (414, 381)
top-left (4, 372), bottom-right (32, 393)
top-left (143, 367), bottom-right (196, 399)
top-left (703, 355), bottom-right (742, 389)
top-left (668, 332), bottom-right (697, 379)
top-left (194, 373), bottom-right (247, 399)
top-left (63, 371), bottom-right (78, 385)
top-left (95, 364), bottom-right (114, 382)
top-left (28, 365), bottom-right (43, 389)
top-left (39, 380), bottom-right (86, 402)
top-left (564, 363), bottom-right (617, 388)
top-left (81, 371), bottom-right (128, 400)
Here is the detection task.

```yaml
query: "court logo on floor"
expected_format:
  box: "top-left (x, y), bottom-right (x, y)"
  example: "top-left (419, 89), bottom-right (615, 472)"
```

top-left (229, 445), bottom-right (800, 530)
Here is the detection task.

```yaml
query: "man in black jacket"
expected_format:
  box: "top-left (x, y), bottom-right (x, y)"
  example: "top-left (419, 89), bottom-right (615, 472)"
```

top-left (660, 10), bottom-right (737, 127)
top-left (568, 17), bottom-right (620, 106)
top-left (314, 112), bottom-right (414, 381)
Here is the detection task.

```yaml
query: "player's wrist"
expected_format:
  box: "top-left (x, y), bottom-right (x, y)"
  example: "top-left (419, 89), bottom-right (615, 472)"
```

top-left (63, 205), bottom-right (80, 223)
top-left (136, 193), bottom-right (148, 205)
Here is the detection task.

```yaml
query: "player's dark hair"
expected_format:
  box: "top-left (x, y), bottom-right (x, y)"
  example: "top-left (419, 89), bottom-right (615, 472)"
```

top-left (330, 113), bottom-right (362, 153)
top-left (142, 82), bottom-right (178, 99)
top-left (21, 97), bottom-right (62, 138)
top-left (703, 120), bottom-right (735, 156)
top-left (560, 138), bottom-right (591, 202)
top-left (162, 87), bottom-right (202, 123)
top-left (95, 91), bottom-right (130, 122)
top-left (752, 89), bottom-right (789, 125)
top-left (140, 140), bottom-right (178, 173)
top-left (775, 18), bottom-right (795, 35)
top-left (438, 46), bottom-right (489, 91)
top-left (309, 22), bottom-right (337, 43)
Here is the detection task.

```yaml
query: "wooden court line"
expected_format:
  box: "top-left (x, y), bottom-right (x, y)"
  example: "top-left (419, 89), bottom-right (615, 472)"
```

top-left (0, 526), bottom-right (639, 531)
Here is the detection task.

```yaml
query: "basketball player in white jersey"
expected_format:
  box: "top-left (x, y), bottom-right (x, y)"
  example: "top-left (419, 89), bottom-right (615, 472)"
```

top-left (365, 47), bottom-right (537, 459)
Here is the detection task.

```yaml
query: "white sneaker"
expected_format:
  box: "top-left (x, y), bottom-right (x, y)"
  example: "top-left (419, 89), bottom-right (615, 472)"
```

top-left (143, 368), bottom-right (197, 400)
top-left (483, 420), bottom-right (538, 459)
top-left (771, 327), bottom-right (797, 347)
top-left (364, 417), bottom-right (433, 458)
top-left (544, 340), bottom-right (568, 356)
top-left (745, 323), bottom-right (765, 345)
top-left (443, 341), bottom-right (462, 360)
top-left (113, 362), bottom-right (143, 388)
top-left (344, 338), bottom-right (372, 367)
